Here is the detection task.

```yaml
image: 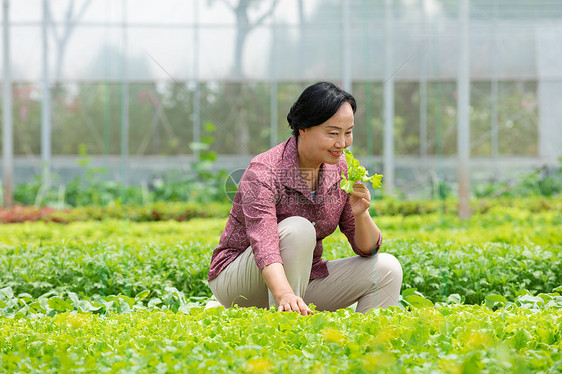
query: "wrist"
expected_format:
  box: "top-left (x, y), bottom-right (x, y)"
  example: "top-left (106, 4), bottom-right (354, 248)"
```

top-left (354, 209), bottom-right (371, 219)
top-left (275, 291), bottom-right (294, 302)
top-left (261, 263), bottom-right (295, 301)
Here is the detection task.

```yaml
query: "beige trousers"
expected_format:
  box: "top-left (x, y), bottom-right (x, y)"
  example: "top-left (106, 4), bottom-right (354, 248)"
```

top-left (208, 216), bottom-right (403, 314)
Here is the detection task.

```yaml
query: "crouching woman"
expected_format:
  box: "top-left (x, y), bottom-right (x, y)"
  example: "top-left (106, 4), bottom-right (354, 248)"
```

top-left (207, 82), bottom-right (402, 315)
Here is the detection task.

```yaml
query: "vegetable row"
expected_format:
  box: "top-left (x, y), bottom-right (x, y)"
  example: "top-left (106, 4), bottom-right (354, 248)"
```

top-left (1, 239), bottom-right (559, 305)
top-left (1, 304), bottom-right (560, 373)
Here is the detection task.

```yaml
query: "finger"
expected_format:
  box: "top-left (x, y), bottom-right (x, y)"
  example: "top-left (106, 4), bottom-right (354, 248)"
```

top-left (297, 298), bottom-right (312, 315)
top-left (352, 195), bottom-right (369, 206)
top-left (351, 186), bottom-right (368, 196)
top-left (291, 301), bottom-right (300, 312)
top-left (298, 300), bottom-right (312, 316)
top-left (350, 192), bottom-right (367, 200)
top-left (296, 300), bottom-right (306, 315)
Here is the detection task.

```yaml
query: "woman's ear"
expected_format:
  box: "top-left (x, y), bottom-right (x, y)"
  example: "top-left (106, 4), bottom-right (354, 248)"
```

top-left (298, 128), bottom-right (306, 138)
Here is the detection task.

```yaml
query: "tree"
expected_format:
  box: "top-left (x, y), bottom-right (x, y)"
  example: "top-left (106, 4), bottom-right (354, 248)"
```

top-left (206, 1), bottom-right (279, 154)
top-left (212, 0), bottom-right (280, 77)
top-left (46, 0), bottom-right (94, 84)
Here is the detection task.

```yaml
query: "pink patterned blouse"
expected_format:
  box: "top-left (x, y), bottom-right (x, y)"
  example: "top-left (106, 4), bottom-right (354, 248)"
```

top-left (207, 136), bottom-right (382, 281)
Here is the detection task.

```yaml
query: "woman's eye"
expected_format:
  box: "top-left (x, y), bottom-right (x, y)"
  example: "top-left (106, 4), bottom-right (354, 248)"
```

top-left (329, 133), bottom-right (338, 136)
top-left (346, 132), bottom-right (352, 135)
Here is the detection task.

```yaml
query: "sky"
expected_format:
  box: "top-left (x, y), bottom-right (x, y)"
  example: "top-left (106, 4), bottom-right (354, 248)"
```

top-left (1, 0), bottom-right (325, 81)
top-left (1, 0), bottom-right (556, 82)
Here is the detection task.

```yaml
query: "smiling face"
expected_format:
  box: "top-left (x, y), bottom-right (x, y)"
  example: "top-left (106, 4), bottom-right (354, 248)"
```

top-left (297, 102), bottom-right (354, 170)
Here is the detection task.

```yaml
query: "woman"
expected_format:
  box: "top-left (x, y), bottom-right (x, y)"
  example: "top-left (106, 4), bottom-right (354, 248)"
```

top-left (207, 82), bottom-right (402, 315)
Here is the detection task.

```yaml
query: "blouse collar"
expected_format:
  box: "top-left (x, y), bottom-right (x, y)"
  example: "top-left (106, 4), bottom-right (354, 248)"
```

top-left (278, 136), bottom-right (343, 201)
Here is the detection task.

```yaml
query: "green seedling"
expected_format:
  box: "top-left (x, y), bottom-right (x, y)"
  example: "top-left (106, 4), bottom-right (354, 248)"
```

top-left (340, 149), bottom-right (383, 193)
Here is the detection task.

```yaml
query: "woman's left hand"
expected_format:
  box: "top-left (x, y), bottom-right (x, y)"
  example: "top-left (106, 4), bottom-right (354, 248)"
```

top-left (349, 181), bottom-right (371, 216)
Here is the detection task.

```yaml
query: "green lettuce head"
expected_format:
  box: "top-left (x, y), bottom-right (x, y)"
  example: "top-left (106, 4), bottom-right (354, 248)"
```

top-left (340, 149), bottom-right (383, 193)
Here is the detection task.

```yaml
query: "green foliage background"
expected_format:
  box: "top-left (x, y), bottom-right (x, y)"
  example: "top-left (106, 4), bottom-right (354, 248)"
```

top-left (4, 80), bottom-right (540, 158)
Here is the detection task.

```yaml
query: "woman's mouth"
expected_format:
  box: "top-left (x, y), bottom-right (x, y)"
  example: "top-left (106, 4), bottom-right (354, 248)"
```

top-left (328, 150), bottom-right (342, 158)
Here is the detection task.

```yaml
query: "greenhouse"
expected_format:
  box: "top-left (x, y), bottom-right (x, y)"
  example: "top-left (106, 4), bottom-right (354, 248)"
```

top-left (1, 0), bottom-right (562, 203)
top-left (1, 2), bottom-right (562, 373)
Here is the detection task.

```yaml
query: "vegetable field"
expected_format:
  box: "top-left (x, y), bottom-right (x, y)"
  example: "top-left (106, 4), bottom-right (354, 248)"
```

top-left (1, 198), bottom-right (561, 373)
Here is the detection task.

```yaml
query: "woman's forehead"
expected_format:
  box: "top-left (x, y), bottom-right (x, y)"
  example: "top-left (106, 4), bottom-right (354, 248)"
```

top-left (321, 112), bottom-right (354, 129)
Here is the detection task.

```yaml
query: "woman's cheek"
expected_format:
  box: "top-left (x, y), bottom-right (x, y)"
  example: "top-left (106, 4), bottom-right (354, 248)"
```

top-left (321, 136), bottom-right (334, 147)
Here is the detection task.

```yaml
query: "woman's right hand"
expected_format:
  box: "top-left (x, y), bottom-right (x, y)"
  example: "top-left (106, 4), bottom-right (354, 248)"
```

top-left (277, 292), bottom-right (314, 315)
top-left (261, 263), bottom-right (313, 316)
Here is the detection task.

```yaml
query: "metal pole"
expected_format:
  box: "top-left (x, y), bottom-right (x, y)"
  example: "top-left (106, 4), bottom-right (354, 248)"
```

top-left (491, 0), bottom-right (499, 176)
top-left (270, 11), bottom-right (278, 147)
top-left (103, 84), bottom-right (111, 156)
top-left (120, 0), bottom-right (129, 191)
top-left (383, 0), bottom-right (395, 195)
top-left (420, 0), bottom-right (427, 163)
top-left (366, 83), bottom-right (373, 156)
top-left (192, 0), bottom-right (200, 158)
top-left (41, 0), bottom-right (51, 185)
top-left (103, 5), bottom-right (111, 158)
top-left (270, 81), bottom-right (278, 147)
top-left (433, 16), bottom-right (444, 197)
top-left (363, 0), bottom-right (373, 156)
top-left (420, 76), bottom-right (427, 159)
top-left (342, 0), bottom-right (351, 93)
top-left (491, 65), bottom-right (499, 173)
top-left (457, 0), bottom-right (470, 219)
top-left (2, 0), bottom-right (13, 207)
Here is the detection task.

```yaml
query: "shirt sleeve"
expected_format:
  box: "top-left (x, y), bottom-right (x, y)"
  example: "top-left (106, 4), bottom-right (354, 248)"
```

top-left (238, 163), bottom-right (283, 271)
top-left (339, 194), bottom-right (382, 257)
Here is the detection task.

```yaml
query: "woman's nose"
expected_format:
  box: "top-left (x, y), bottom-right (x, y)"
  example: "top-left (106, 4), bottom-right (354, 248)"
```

top-left (335, 134), bottom-right (346, 148)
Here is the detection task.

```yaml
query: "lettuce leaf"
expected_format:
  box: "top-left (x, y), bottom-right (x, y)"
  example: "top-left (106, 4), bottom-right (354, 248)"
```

top-left (340, 149), bottom-right (383, 193)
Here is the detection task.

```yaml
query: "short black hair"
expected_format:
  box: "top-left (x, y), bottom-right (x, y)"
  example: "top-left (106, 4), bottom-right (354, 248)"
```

top-left (287, 81), bottom-right (356, 137)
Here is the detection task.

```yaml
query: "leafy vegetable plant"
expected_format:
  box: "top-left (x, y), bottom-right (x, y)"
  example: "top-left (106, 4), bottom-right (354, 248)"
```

top-left (340, 149), bottom-right (383, 193)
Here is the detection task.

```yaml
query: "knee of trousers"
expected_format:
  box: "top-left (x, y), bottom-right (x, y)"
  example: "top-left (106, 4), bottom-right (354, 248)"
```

top-left (277, 216), bottom-right (317, 252)
top-left (374, 253), bottom-right (403, 283)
